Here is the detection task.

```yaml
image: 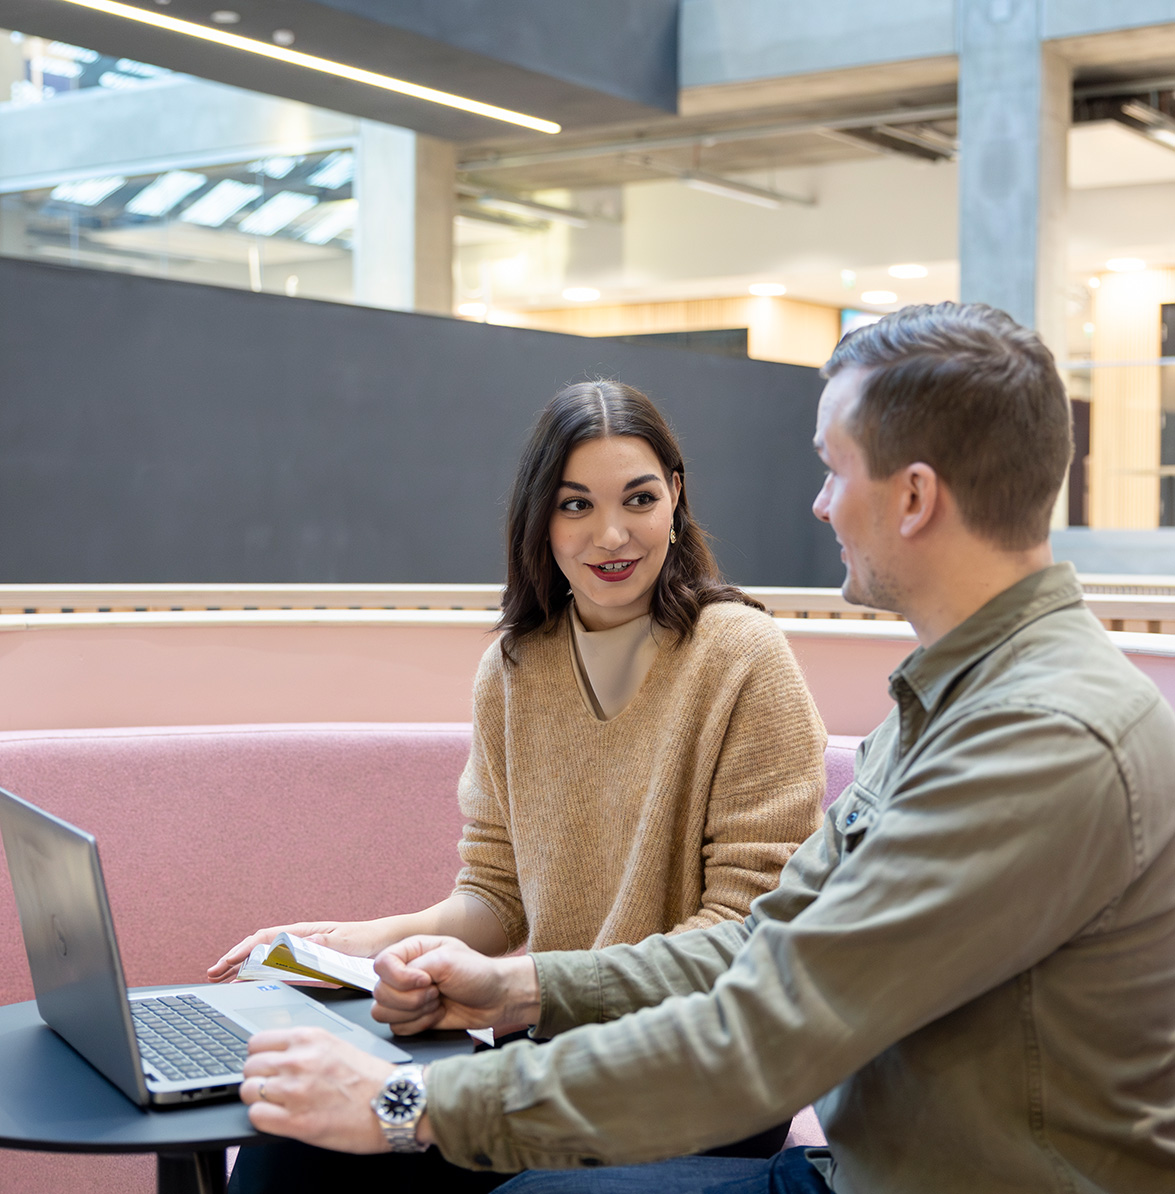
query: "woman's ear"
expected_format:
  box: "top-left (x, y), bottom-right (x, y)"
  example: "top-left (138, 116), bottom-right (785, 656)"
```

top-left (670, 471), bottom-right (682, 510)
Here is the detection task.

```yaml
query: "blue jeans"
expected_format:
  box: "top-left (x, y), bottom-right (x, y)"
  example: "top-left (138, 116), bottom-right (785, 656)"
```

top-left (495, 1148), bottom-right (830, 1194)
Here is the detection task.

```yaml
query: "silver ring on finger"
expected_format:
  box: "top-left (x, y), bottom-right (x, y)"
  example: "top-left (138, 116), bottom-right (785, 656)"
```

top-left (258, 1078), bottom-right (270, 1102)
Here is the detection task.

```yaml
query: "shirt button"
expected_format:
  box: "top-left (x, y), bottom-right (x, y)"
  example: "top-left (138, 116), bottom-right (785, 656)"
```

top-left (473, 1154), bottom-right (492, 1167)
top-left (846, 811), bottom-right (859, 825)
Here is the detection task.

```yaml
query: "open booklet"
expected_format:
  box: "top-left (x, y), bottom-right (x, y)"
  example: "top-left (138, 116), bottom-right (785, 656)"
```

top-left (236, 932), bottom-right (496, 1046)
top-left (237, 933), bottom-right (378, 992)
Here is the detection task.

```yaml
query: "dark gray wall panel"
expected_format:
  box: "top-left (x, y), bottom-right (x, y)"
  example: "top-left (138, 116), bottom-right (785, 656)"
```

top-left (0, 257), bottom-right (841, 585)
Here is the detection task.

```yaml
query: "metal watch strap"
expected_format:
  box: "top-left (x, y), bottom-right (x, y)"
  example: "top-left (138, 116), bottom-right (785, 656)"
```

top-left (371, 1064), bottom-right (429, 1153)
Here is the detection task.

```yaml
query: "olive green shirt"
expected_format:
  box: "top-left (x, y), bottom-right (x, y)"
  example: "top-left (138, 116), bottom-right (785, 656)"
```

top-left (427, 564), bottom-right (1175, 1192)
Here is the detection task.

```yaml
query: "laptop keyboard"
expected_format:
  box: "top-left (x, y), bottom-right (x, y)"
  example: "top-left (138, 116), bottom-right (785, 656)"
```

top-left (131, 993), bottom-right (251, 1083)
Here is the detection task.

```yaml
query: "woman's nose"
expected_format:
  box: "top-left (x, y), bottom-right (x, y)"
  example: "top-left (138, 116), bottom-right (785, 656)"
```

top-left (595, 517), bottom-right (628, 551)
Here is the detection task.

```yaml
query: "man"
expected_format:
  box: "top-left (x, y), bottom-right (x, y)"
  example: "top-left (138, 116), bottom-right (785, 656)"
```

top-left (237, 304), bottom-right (1175, 1193)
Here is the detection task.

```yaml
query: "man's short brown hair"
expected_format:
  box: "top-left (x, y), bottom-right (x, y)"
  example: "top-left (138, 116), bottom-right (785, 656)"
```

top-left (822, 302), bottom-right (1073, 550)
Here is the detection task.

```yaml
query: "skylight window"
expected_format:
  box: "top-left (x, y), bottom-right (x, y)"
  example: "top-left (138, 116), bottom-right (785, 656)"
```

top-left (125, 171), bottom-right (207, 217)
top-left (238, 191), bottom-right (319, 236)
top-left (300, 199), bottom-right (356, 245)
top-left (247, 156), bottom-right (300, 179)
top-left (49, 176), bottom-right (127, 206)
top-left (307, 151), bottom-right (354, 191)
top-left (180, 179), bottom-right (262, 227)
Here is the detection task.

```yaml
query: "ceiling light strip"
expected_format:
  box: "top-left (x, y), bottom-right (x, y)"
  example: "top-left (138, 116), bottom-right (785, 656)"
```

top-left (54, 0), bottom-right (561, 134)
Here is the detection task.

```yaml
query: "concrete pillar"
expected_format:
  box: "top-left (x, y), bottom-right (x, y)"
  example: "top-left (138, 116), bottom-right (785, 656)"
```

top-left (352, 119), bottom-right (417, 311)
top-left (957, 0), bottom-right (1070, 357)
top-left (352, 122), bottom-right (455, 315)
top-left (414, 135), bottom-right (455, 316)
top-left (0, 31), bottom-right (24, 103)
top-left (0, 196), bottom-right (28, 259)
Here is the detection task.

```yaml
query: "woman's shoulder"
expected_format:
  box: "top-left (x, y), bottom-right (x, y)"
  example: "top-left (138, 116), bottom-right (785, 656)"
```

top-left (475, 616), bottom-right (568, 688)
top-left (693, 598), bottom-right (781, 645)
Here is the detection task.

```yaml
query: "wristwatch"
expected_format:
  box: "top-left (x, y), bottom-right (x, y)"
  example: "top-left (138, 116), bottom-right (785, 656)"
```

top-left (371, 1065), bottom-right (429, 1152)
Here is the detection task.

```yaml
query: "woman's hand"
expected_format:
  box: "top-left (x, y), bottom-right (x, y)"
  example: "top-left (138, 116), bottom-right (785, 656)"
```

top-left (207, 921), bottom-right (389, 983)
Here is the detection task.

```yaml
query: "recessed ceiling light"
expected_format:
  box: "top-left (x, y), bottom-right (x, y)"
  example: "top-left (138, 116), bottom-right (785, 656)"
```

top-left (458, 302), bottom-right (487, 318)
top-left (888, 263), bottom-right (928, 279)
top-left (562, 287), bottom-right (600, 302)
top-left (272, 29), bottom-right (295, 46)
top-left (1083, 322), bottom-right (1095, 335)
top-left (210, 10), bottom-right (240, 24)
top-left (125, 169), bottom-right (207, 217)
top-left (1106, 257), bottom-right (1146, 272)
top-left (860, 290), bottom-right (898, 305)
top-left (1087, 276), bottom-right (1101, 289)
top-left (55, 0), bottom-right (561, 134)
top-left (840, 269), bottom-right (857, 288)
top-left (748, 283), bottom-right (787, 297)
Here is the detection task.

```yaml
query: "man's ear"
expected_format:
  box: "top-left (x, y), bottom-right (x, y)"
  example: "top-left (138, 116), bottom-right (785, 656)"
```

top-left (897, 462), bottom-right (940, 539)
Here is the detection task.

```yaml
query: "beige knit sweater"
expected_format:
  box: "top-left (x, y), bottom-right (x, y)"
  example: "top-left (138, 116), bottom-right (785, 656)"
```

top-left (452, 602), bottom-right (827, 953)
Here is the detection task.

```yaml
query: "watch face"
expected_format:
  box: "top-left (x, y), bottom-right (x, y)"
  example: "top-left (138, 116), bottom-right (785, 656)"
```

top-left (380, 1076), bottom-right (425, 1124)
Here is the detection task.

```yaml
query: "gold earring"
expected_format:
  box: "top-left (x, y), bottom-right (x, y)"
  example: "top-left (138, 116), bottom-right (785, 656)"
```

top-left (670, 527), bottom-right (677, 545)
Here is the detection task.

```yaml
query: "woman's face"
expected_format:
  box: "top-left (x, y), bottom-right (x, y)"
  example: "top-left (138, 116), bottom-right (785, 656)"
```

top-left (548, 435), bottom-right (681, 632)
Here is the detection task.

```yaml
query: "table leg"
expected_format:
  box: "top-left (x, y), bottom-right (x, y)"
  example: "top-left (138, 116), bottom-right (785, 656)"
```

top-left (157, 1148), bottom-right (227, 1194)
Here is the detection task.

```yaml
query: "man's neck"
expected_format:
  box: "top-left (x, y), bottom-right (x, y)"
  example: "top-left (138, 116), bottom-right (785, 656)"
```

top-left (903, 541), bottom-right (1055, 648)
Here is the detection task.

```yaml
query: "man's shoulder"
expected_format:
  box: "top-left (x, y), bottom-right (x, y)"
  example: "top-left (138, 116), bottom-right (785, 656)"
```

top-left (971, 603), bottom-right (1164, 745)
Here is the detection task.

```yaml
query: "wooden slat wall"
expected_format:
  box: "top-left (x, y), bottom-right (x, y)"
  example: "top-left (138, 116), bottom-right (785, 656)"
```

top-left (499, 295), bottom-right (842, 368)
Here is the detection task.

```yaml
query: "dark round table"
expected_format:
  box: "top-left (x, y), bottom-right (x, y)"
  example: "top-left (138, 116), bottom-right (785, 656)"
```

top-left (0, 990), bottom-right (473, 1194)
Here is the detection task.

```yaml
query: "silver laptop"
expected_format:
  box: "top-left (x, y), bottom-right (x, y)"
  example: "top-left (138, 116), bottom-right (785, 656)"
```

top-left (0, 786), bottom-right (411, 1106)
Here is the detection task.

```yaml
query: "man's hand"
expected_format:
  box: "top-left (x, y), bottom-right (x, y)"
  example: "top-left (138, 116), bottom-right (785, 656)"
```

top-left (240, 1027), bottom-right (397, 1153)
top-left (208, 921), bottom-right (387, 983)
top-left (371, 935), bottom-right (540, 1035)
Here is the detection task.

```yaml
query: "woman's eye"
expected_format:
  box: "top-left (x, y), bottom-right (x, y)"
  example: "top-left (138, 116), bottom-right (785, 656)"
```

top-left (559, 498), bottom-right (590, 513)
top-left (625, 491), bottom-right (657, 508)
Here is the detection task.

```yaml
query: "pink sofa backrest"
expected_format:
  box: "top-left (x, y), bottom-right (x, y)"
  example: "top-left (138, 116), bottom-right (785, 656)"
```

top-left (824, 735), bottom-right (859, 809)
top-left (0, 724), bottom-right (862, 1010)
top-left (0, 723), bottom-right (472, 1009)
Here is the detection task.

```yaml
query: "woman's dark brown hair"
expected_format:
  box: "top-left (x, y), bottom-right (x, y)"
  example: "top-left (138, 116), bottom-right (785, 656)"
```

top-left (497, 380), bottom-right (763, 660)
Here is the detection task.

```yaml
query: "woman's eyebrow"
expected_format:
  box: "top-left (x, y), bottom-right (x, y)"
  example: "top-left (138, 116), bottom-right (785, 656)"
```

top-left (558, 480), bottom-right (590, 493)
top-left (623, 474), bottom-right (661, 492)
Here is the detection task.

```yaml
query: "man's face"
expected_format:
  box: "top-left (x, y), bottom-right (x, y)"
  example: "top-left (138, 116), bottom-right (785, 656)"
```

top-left (812, 367), bottom-right (904, 611)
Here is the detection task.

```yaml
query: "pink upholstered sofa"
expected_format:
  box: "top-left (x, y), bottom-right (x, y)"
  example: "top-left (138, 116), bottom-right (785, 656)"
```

top-left (0, 723), bottom-right (858, 1192)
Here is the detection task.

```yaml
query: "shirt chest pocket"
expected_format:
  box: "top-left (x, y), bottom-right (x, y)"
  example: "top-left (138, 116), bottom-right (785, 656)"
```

top-left (837, 789), bottom-right (877, 855)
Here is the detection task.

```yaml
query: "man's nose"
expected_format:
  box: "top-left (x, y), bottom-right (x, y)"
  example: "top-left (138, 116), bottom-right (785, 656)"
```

top-left (812, 476), bottom-right (831, 523)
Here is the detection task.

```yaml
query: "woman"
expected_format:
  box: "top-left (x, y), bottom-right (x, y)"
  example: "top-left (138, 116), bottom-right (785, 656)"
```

top-left (215, 381), bottom-right (826, 1190)
top-left (211, 380), bottom-right (825, 980)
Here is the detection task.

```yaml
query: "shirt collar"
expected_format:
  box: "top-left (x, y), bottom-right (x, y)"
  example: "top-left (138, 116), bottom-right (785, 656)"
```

top-left (890, 562), bottom-right (1085, 721)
